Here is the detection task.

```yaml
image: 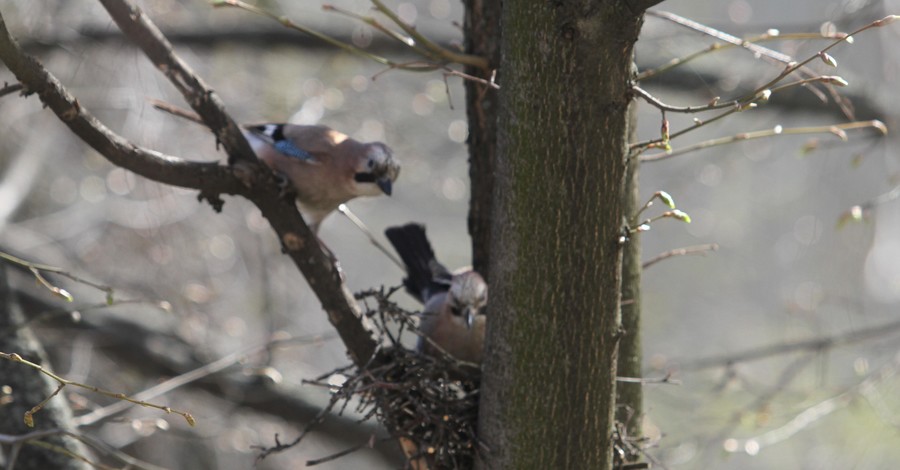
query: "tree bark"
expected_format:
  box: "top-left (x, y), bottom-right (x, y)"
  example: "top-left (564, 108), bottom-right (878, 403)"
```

top-left (616, 98), bottom-right (643, 441)
top-left (478, 2), bottom-right (644, 468)
top-left (463, 0), bottom-right (502, 278)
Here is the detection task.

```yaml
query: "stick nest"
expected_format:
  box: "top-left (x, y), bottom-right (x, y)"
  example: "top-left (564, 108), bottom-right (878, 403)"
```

top-left (305, 287), bottom-right (482, 469)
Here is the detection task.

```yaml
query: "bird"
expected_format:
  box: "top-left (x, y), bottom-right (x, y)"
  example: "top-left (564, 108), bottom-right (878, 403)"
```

top-left (385, 223), bottom-right (488, 364)
top-left (148, 101), bottom-right (400, 233)
top-left (243, 124), bottom-right (401, 233)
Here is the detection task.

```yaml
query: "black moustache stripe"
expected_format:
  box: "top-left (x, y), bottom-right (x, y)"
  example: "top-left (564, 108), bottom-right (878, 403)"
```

top-left (354, 172), bottom-right (377, 183)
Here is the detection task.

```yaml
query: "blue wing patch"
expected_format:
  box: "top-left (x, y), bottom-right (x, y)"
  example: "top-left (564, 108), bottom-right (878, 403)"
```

top-left (274, 139), bottom-right (315, 162)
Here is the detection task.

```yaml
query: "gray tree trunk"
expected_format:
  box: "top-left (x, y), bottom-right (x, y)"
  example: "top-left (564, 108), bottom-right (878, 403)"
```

top-left (477, 2), bottom-right (645, 468)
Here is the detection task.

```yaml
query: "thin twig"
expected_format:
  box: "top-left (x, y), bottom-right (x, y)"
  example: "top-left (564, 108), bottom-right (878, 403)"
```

top-left (632, 15), bottom-right (898, 153)
top-left (213, 0), bottom-right (397, 67)
top-left (369, 0), bottom-right (488, 69)
top-left (636, 31), bottom-right (850, 81)
top-left (322, 5), bottom-right (423, 52)
top-left (147, 98), bottom-right (203, 124)
top-left (0, 351), bottom-right (195, 427)
top-left (642, 244), bottom-right (719, 270)
top-left (630, 100), bottom-right (752, 153)
top-left (616, 373), bottom-right (681, 385)
top-left (837, 184), bottom-right (900, 228)
top-left (677, 317), bottom-right (900, 371)
top-left (0, 251), bottom-right (113, 303)
top-left (723, 359), bottom-right (898, 456)
top-left (645, 10), bottom-right (794, 64)
top-left (337, 205), bottom-right (405, 271)
top-left (73, 333), bottom-right (334, 427)
top-left (1, 428), bottom-right (169, 470)
top-left (641, 120), bottom-right (886, 162)
top-left (0, 81), bottom-right (22, 98)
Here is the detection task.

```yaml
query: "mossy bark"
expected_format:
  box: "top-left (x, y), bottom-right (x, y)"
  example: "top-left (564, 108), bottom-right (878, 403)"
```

top-left (476, 2), bottom-right (644, 469)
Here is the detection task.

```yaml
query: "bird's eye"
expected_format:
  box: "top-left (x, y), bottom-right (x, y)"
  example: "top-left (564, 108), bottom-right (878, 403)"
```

top-left (368, 159), bottom-right (375, 168)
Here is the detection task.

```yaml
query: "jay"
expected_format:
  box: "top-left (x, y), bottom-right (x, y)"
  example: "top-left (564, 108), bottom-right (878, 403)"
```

top-left (242, 124), bottom-right (401, 233)
top-left (385, 223), bottom-right (488, 364)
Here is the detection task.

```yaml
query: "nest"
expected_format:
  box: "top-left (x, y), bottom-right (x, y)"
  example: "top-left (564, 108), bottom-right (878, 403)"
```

top-left (299, 287), bottom-right (482, 469)
top-left (262, 287), bottom-right (651, 469)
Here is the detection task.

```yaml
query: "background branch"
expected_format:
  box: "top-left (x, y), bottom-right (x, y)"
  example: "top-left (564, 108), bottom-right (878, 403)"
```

top-left (676, 317), bottom-right (900, 371)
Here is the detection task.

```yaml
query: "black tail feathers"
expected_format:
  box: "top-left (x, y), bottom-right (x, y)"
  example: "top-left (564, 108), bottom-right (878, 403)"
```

top-left (385, 223), bottom-right (450, 303)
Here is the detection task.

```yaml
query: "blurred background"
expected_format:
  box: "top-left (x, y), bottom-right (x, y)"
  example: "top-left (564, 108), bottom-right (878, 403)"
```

top-left (0, 0), bottom-right (898, 468)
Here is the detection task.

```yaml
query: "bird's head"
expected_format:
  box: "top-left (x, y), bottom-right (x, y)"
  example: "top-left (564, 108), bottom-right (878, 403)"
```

top-left (447, 271), bottom-right (488, 329)
top-left (353, 142), bottom-right (401, 197)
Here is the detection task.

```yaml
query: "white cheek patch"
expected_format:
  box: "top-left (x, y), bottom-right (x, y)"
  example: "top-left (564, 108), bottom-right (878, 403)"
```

top-left (262, 124), bottom-right (280, 137)
top-left (368, 146), bottom-right (389, 166)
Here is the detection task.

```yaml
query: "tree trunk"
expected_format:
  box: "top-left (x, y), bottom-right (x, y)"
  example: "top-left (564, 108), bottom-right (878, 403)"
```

top-left (477, 2), bottom-right (644, 468)
top-left (463, 0), bottom-right (502, 278)
top-left (617, 100), bottom-right (644, 441)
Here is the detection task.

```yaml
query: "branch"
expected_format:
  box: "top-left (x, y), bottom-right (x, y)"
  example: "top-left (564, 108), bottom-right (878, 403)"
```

top-left (95, 0), bottom-right (380, 364)
top-left (633, 15), bottom-right (898, 152)
top-left (642, 244), bottom-right (719, 270)
top-left (723, 359), bottom-right (899, 455)
top-left (0, 16), bottom-right (239, 194)
top-left (640, 120), bottom-right (887, 162)
top-left (2, 282), bottom-right (405, 464)
top-left (677, 317), bottom-right (900, 371)
top-left (1, 428), bottom-right (170, 470)
top-left (72, 333), bottom-right (335, 427)
top-left (368, 0), bottom-right (488, 69)
top-left (0, 251), bottom-right (113, 303)
top-left (645, 10), bottom-right (794, 65)
top-left (0, 1), bottom-right (377, 366)
top-left (97, 0), bottom-right (256, 165)
top-left (0, 351), bottom-right (196, 427)
top-left (837, 184), bottom-right (900, 228)
top-left (636, 32), bottom-right (850, 82)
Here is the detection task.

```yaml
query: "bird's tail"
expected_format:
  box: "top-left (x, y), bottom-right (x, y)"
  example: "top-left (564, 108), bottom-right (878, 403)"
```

top-left (385, 223), bottom-right (444, 304)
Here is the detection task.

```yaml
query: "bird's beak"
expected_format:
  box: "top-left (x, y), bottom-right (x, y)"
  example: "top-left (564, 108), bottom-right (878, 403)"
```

top-left (464, 308), bottom-right (475, 329)
top-left (377, 177), bottom-right (393, 196)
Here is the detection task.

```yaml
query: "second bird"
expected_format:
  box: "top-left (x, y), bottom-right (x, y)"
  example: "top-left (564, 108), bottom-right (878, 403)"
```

top-left (385, 223), bottom-right (488, 364)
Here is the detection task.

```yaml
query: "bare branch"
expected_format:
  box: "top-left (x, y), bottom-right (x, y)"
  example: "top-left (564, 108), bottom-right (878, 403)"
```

top-left (677, 318), bottom-right (900, 371)
top-left (0, 351), bottom-right (196, 427)
top-left (97, 0), bottom-right (256, 165)
top-left (0, 2), bottom-right (377, 366)
top-left (641, 120), bottom-right (886, 162)
top-left (72, 333), bottom-right (334, 427)
top-left (642, 244), bottom-right (719, 270)
top-left (95, 0), bottom-right (378, 366)
top-left (0, 81), bottom-right (22, 98)
top-left (723, 358), bottom-right (899, 455)
top-left (0, 16), bottom-right (238, 195)
top-left (645, 10), bottom-right (794, 64)
top-left (838, 184), bottom-right (900, 228)
top-left (369, 0), bottom-right (488, 69)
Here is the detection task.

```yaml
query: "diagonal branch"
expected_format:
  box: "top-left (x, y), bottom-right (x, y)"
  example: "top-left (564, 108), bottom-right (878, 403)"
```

top-left (97, 0), bottom-right (256, 165)
top-left (0, 1), bottom-right (377, 366)
top-left (0, 15), bottom-right (238, 194)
